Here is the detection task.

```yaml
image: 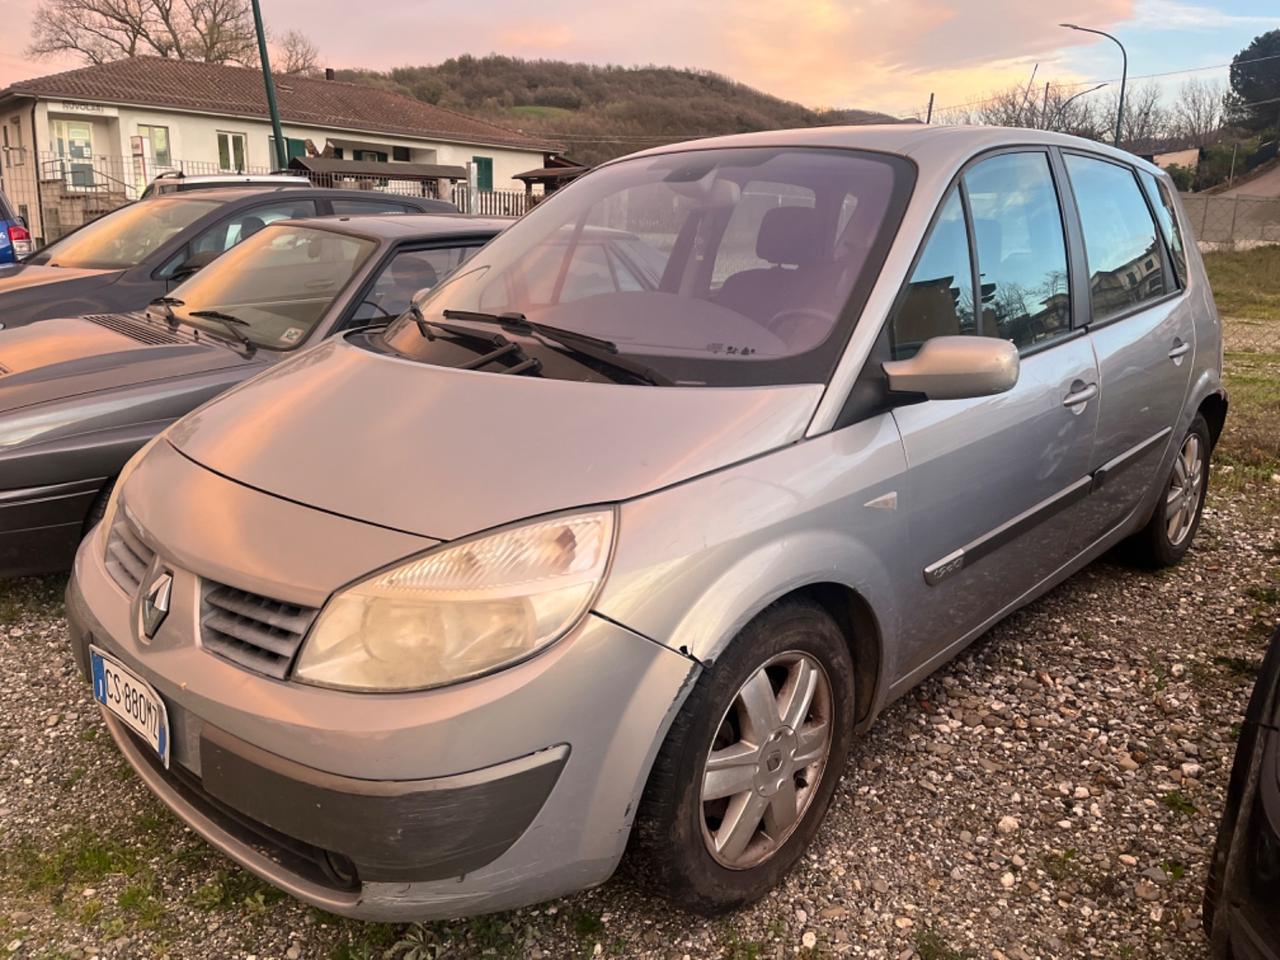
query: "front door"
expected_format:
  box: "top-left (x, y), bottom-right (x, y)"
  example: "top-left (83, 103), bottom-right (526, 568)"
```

top-left (54, 120), bottom-right (95, 189)
top-left (1060, 153), bottom-right (1196, 549)
top-left (888, 151), bottom-right (1101, 678)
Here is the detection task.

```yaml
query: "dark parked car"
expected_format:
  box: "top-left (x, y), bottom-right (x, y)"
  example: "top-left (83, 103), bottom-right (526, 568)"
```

top-left (0, 213), bottom-right (504, 576)
top-left (1206, 624), bottom-right (1280, 959)
top-left (0, 188), bottom-right (32, 266)
top-left (0, 186), bottom-right (455, 329)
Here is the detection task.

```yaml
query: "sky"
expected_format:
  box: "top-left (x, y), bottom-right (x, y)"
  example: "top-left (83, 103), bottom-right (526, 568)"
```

top-left (0, 0), bottom-right (1278, 117)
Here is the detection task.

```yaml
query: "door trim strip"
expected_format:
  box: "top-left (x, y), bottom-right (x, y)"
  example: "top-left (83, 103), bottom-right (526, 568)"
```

top-left (923, 425), bottom-right (1175, 586)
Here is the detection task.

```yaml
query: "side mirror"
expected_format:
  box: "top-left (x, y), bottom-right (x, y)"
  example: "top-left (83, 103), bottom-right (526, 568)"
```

top-left (883, 335), bottom-right (1019, 401)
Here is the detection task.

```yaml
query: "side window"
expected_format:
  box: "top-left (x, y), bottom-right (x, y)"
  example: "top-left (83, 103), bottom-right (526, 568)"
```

top-left (889, 187), bottom-right (975, 360)
top-left (189, 200), bottom-right (318, 257)
top-left (964, 152), bottom-right (1072, 350)
top-left (1064, 154), bottom-right (1168, 323)
top-left (330, 199), bottom-right (413, 216)
top-left (350, 245), bottom-right (477, 324)
top-left (1139, 171), bottom-right (1187, 287)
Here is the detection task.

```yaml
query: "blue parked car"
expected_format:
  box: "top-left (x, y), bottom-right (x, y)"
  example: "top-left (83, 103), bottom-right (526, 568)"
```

top-left (0, 188), bottom-right (32, 266)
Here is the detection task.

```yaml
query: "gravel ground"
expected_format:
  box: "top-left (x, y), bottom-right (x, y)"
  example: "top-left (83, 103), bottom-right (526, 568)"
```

top-left (1, 477), bottom-right (1277, 960)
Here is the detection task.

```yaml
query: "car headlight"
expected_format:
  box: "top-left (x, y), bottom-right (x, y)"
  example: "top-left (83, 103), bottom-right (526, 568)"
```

top-left (100, 433), bottom-right (166, 545)
top-left (293, 509), bottom-right (616, 692)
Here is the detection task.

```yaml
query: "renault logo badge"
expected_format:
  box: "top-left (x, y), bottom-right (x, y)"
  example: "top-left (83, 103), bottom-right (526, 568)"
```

top-left (139, 571), bottom-right (173, 641)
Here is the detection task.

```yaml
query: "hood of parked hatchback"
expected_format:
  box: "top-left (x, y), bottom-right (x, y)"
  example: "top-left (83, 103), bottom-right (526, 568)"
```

top-left (0, 314), bottom-right (259, 413)
top-left (169, 335), bottom-right (823, 540)
top-left (0, 263), bottom-right (125, 329)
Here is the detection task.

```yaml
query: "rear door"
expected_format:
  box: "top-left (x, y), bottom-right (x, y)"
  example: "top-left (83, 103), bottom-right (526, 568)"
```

top-left (890, 150), bottom-right (1101, 676)
top-left (1060, 154), bottom-right (1195, 548)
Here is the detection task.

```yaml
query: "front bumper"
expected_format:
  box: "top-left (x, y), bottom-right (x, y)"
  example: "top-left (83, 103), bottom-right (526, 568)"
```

top-left (0, 476), bottom-right (104, 577)
top-left (67, 522), bottom-right (698, 920)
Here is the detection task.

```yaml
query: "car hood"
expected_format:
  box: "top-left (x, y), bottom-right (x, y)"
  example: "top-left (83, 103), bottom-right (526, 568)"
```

top-left (0, 263), bottom-right (125, 328)
top-left (0, 315), bottom-right (257, 413)
top-left (169, 336), bottom-right (823, 541)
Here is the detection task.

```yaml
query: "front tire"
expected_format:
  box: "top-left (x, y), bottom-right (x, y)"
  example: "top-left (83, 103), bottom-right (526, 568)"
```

top-left (629, 599), bottom-right (856, 915)
top-left (1129, 414), bottom-right (1211, 568)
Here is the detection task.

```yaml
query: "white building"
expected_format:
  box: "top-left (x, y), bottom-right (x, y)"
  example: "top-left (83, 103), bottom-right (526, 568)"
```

top-left (0, 56), bottom-right (558, 242)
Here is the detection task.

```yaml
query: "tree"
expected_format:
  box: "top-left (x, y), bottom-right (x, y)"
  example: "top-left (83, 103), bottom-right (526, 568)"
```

top-left (27, 0), bottom-right (257, 65)
top-left (275, 28), bottom-right (319, 76)
top-left (1171, 78), bottom-right (1224, 147)
top-left (1105, 81), bottom-right (1168, 150)
top-left (1226, 29), bottom-right (1280, 132)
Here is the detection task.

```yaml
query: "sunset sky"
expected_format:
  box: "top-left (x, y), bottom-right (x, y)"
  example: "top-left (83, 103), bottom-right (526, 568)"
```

top-left (1, 0), bottom-right (1277, 117)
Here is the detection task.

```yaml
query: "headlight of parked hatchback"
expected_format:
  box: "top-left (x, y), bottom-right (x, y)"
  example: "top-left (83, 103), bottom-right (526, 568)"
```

top-left (293, 509), bottom-right (616, 692)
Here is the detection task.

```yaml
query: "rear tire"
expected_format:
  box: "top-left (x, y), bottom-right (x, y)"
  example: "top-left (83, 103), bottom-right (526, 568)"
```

top-left (1128, 415), bottom-right (1210, 568)
top-left (629, 599), bottom-right (856, 915)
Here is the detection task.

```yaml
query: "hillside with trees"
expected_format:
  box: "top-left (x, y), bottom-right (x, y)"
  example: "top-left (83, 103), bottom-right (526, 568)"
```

top-left (337, 56), bottom-right (905, 165)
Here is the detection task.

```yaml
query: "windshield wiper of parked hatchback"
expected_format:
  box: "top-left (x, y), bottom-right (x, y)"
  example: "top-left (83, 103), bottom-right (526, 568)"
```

top-left (148, 296), bottom-right (184, 327)
top-left (188, 309), bottom-right (257, 356)
top-left (406, 304), bottom-right (541, 376)
top-left (440, 309), bottom-right (669, 386)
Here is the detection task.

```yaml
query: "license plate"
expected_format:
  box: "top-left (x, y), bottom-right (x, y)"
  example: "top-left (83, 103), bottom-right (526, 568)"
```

top-left (90, 644), bottom-right (169, 768)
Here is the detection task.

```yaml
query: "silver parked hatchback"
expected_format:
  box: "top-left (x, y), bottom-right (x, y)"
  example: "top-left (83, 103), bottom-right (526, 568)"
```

top-left (66, 125), bottom-right (1226, 920)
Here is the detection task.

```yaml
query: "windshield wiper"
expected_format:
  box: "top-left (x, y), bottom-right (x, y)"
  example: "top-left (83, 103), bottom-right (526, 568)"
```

top-left (148, 296), bottom-right (184, 327)
top-left (440, 309), bottom-right (669, 385)
top-left (188, 309), bottom-right (257, 355)
top-left (403, 304), bottom-right (540, 376)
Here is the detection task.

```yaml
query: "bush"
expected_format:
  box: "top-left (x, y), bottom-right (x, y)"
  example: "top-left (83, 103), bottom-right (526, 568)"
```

top-left (1165, 163), bottom-right (1195, 191)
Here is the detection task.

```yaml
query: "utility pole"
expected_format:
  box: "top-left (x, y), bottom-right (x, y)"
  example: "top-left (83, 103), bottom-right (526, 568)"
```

top-left (925, 93), bottom-right (935, 124)
top-left (250, 0), bottom-right (287, 171)
top-left (1061, 23), bottom-right (1127, 148)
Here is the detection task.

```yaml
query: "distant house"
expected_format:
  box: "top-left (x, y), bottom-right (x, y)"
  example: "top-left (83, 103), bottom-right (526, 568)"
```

top-left (0, 57), bottom-right (557, 241)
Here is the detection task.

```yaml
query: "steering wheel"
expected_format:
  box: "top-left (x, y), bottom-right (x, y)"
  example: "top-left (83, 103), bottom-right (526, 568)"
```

top-left (765, 307), bottom-right (833, 351)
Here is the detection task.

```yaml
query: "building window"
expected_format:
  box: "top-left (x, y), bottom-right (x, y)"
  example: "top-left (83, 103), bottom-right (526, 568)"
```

top-left (8, 120), bottom-right (23, 167)
top-left (354, 149), bottom-right (388, 162)
top-left (217, 131), bottom-right (248, 172)
top-left (138, 124), bottom-right (171, 166)
top-left (392, 146), bottom-right (410, 162)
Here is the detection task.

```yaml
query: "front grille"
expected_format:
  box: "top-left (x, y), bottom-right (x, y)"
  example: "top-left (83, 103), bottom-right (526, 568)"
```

top-left (104, 516), bottom-right (156, 594)
top-left (200, 583), bottom-right (318, 679)
top-left (84, 313), bottom-right (185, 345)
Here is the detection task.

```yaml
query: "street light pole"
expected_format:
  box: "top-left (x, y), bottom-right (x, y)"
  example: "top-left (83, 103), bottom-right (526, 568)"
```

top-left (1051, 82), bottom-right (1109, 129)
top-left (250, 0), bottom-right (287, 171)
top-left (1061, 23), bottom-right (1127, 148)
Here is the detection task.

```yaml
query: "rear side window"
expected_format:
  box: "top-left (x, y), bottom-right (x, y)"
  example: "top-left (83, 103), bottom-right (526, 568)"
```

top-left (1064, 154), bottom-right (1168, 322)
top-left (889, 187), bottom-right (976, 360)
top-left (1139, 171), bottom-right (1187, 287)
top-left (190, 199), bottom-right (319, 257)
top-left (331, 199), bottom-right (414, 216)
top-left (964, 152), bottom-right (1072, 350)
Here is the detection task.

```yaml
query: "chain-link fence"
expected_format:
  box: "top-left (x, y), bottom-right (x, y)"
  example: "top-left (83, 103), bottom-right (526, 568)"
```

top-left (1181, 193), bottom-right (1280, 248)
top-left (1223, 316), bottom-right (1280, 354)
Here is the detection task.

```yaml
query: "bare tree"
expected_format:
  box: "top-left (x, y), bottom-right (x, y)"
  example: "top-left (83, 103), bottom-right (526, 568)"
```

top-left (1103, 81), bottom-right (1169, 149)
top-left (1171, 77), bottom-right (1224, 147)
top-left (28, 0), bottom-right (257, 65)
top-left (275, 29), bottom-right (320, 76)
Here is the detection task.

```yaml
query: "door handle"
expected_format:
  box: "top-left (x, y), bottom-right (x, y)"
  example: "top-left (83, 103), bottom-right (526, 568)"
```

top-left (1168, 340), bottom-right (1190, 360)
top-left (1063, 383), bottom-right (1098, 407)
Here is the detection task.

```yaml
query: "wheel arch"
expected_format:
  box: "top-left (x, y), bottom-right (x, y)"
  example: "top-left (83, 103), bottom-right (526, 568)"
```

top-left (1198, 390), bottom-right (1228, 450)
top-left (786, 582), bottom-right (884, 729)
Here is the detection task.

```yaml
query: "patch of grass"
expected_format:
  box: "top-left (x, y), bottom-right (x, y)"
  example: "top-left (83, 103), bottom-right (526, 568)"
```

top-left (1161, 859), bottom-right (1188, 882)
top-left (571, 909), bottom-right (604, 940)
top-left (117, 876), bottom-right (166, 929)
top-left (1220, 352), bottom-right (1280, 477)
top-left (326, 922), bottom-right (401, 960)
top-left (1043, 847), bottom-right (1080, 882)
top-left (1161, 790), bottom-right (1198, 815)
top-left (1204, 246), bottom-right (1280, 320)
top-left (189, 868), bottom-right (284, 912)
top-left (914, 928), bottom-right (973, 960)
top-left (5, 828), bottom-right (148, 894)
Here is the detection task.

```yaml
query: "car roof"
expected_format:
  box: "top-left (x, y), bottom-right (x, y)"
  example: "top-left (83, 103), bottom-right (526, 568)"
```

top-left (147, 185), bottom-right (451, 205)
top-left (278, 212), bottom-right (509, 239)
top-left (624, 123), bottom-right (1165, 176)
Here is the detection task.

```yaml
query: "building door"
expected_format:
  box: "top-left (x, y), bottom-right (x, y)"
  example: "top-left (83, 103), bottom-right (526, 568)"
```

top-left (54, 120), bottom-right (96, 189)
top-left (472, 156), bottom-right (493, 192)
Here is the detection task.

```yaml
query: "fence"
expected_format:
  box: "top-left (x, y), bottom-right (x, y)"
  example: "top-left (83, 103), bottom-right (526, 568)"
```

top-left (1181, 193), bottom-right (1280, 248)
top-left (0, 151), bottom-right (532, 245)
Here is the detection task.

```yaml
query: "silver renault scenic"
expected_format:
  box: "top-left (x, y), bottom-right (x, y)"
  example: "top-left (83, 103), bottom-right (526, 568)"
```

top-left (66, 125), bottom-right (1226, 920)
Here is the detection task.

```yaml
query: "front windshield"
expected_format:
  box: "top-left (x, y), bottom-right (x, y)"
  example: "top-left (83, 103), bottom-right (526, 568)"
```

top-left (383, 146), bottom-right (911, 386)
top-left (163, 223), bottom-right (377, 349)
top-left (29, 198), bottom-right (218, 269)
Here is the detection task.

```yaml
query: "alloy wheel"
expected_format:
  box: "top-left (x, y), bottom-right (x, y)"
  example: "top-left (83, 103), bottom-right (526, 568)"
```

top-left (699, 651), bottom-right (833, 869)
top-left (1166, 433), bottom-right (1204, 547)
